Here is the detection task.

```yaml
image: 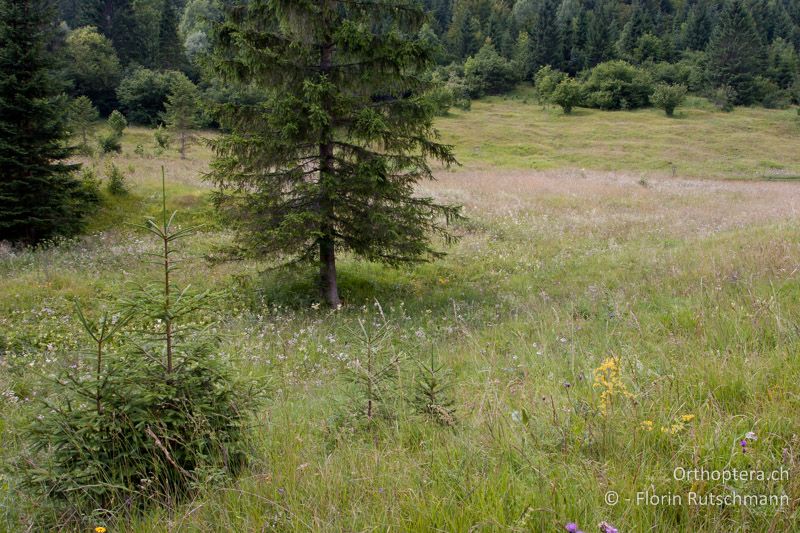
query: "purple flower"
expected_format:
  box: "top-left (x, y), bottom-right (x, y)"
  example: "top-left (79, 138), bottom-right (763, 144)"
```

top-left (566, 523), bottom-right (579, 533)
top-left (599, 522), bottom-right (619, 533)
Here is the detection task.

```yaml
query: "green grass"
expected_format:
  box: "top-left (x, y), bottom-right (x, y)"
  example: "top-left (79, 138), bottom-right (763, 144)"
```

top-left (439, 88), bottom-right (800, 179)
top-left (2, 104), bottom-right (800, 531)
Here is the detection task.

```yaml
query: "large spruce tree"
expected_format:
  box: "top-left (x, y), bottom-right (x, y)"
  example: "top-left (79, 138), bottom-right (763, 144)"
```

top-left (209, 0), bottom-right (460, 306)
top-left (0, 0), bottom-right (86, 244)
top-left (706, 0), bottom-right (766, 105)
top-left (533, 0), bottom-right (563, 69)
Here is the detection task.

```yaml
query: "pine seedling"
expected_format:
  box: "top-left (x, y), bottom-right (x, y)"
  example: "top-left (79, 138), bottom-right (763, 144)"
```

top-left (344, 317), bottom-right (403, 423)
top-left (73, 305), bottom-right (130, 414)
top-left (122, 166), bottom-right (209, 374)
top-left (413, 351), bottom-right (456, 426)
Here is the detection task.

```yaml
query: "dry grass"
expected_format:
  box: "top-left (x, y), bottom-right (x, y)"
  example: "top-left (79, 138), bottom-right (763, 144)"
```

top-left (427, 168), bottom-right (800, 237)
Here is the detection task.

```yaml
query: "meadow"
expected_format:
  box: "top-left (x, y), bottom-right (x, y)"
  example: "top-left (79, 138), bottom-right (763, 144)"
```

top-left (2, 98), bottom-right (800, 531)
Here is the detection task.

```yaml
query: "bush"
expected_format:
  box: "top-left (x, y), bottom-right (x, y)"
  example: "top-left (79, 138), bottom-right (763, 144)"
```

top-left (105, 162), bottom-right (128, 195)
top-left (154, 125), bottom-right (171, 150)
top-left (97, 131), bottom-right (122, 153)
top-left (753, 76), bottom-right (790, 109)
top-left (710, 85), bottom-right (737, 112)
top-left (632, 33), bottom-right (666, 64)
top-left (647, 53), bottom-right (708, 93)
top-left (107, 110), bottom-right (127, 137)
top-left (117, 68), bottom-right (191, 126)
top-left (534, 65), bottom-right (566, 107)
top-left (463, 43), bottom-right (518, 98)
top-left (19, 180), bottom-right (260, 520)
top-left (550, 78), bottom-right (583, 114)
top-left (651, 83), bottom-right (687, 116)
top-left (425, 70), bottom-right (471, 115)
top-left (72, 167), bottom-right (102, 218)
top-left (583, 60), bottom-right (653, 110)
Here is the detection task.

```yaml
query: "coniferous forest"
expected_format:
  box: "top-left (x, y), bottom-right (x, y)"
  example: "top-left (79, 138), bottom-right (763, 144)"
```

top-left (33, 0), bottom-right (800, 124)
top-left (2, 0), bottom-right (800, 531)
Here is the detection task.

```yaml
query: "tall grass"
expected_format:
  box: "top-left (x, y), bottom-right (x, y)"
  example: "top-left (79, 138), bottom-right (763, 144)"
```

top-left (2, 104), bottom-right (800, 531)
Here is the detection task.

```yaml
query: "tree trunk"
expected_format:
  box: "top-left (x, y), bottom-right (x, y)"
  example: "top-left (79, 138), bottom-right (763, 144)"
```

top-left (318, 12), bottom-right (340, 308)
top-left (319, 233), bottom-right (340, 307)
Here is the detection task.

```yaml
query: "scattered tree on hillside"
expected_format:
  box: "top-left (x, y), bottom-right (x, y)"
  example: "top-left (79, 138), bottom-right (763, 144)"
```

top-left (651, 83), bottom-right (687, 116)
top-left (209, 0), bottom-right (460, 307)
top-left (107, 109), bottom-right (127, 137)
top-left (162, 76), bottom-right (200, 158)
top-left (551, 78), bottom-right (583, 114)
top-left (68, 95), bottom-right (99, 150)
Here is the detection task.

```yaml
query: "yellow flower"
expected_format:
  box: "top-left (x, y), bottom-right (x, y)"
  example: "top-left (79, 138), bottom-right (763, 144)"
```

top-left (593, 356), bottom-right (634, 415)
top-left (641, 420), bottom-right (654, 431)
top-left (95, 528), bottom-right (107, 533)
top-left (681, 414), bottom-right (695, 423)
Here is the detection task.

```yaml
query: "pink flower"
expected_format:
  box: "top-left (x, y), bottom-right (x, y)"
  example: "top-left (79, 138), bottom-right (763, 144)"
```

top-left (599, 522), bottom-right (619, 533)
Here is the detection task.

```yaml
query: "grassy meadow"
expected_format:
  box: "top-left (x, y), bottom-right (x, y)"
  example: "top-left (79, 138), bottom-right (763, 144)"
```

top-left (2, 98), bottom-right (800, 531)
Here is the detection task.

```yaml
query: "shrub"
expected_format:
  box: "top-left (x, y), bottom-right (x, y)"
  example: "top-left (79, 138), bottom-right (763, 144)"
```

top-left (412, 351), bottom-right (456, 426)
top-left (647, 53), bottom-right (708, 93)
top-left (711, 84), bottom-right (737, 112)
top-left (583, 60), bottom-right (653, 110)
top-left (97, 131), bottom-right (122, 154)
top-left (425, 70), bottom-right (471, 115)
top-left (105, 162), bottom-right (127, 195)
top-left (68, 96), bottom-right (99, 153)
top-left (154, 125), bottom-right (171, 150)
top-left (753, 76), bottom-right (790, 109)
top-left (632, 33), bottom-right (666, 64)
top-left (107, 110), bottom-right (127, 137)
top-left (70, 167), bottom-right (102, 220)
top-left (463, 42), bottom-right (518, 98)
top-left (117, 68), bottom-right (191, 126)
top-left (550, 78), bottom-right (583, 114)
top-left (343, 318), bottom-right (403, 423)
top-left (97, 110), bottom-right (127, 154)
top-left (651, 83), bottom-right (687, 116)
top-left (19, 174), bottom-right (260, 519)
top-left (534, 65), bottom-right (566, 107)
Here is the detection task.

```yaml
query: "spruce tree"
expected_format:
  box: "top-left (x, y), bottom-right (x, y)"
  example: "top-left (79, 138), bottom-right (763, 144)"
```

top-left (68, 95), bottom-right (99, 150)
top-left (533, 0), bottom-right (563, 69)
top-left (157, 0), bottom-right (186, 70)
top-left (162, 76), bottom-right (200, 159)
top-left (617, 0), bottom-right (656, 59)
top-left (586, 0), bottom-right (617, 67)
top-left (683, 0), bottom-right (714, 51)
top-left (209, 0), bottom-right (460, 306)
top-left (0, 0), bottom-right (85, 244)
top-left (706, 0), bottom-right (766, 105)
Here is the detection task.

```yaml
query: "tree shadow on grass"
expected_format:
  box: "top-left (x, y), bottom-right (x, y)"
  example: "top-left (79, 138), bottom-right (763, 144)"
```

top-left (232, 258), bottom-right (490, 314)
